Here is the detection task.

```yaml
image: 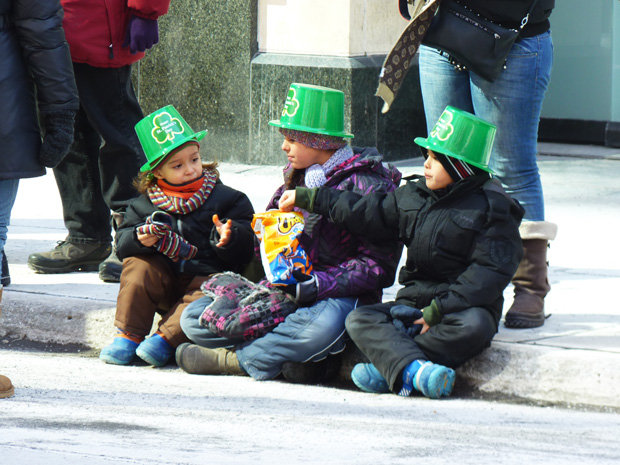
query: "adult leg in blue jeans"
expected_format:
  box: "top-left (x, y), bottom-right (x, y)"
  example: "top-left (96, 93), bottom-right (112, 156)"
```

top-left (419, 34), bottom-right (557, 328)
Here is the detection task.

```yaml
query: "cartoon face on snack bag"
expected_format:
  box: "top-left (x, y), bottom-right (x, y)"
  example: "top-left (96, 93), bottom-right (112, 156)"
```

top-left (251, 211), bottom-right (313, 285)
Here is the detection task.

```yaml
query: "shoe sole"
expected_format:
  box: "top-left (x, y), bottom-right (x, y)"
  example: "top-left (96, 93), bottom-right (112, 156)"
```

top-left (0, 387), bottom-right (15, 398)
top-left (351, 366), bottom-right (390, 394)
top-left (99, 353), bottom-right (133, 365)
top-left (98, 271), bottom-right (121, 283)
top-left (28, 261), bottom-right (103, 274)
top-left (504, 314), bottom-right (545, 329)
top-left (136, 348), bottom-right (168, 367)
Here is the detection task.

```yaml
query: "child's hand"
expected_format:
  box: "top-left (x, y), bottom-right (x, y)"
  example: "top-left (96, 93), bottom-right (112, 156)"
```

top-left (414, 317), bottom-right (430, 335)
top-left (137, 232), bottom-right (159, 248)
top-left (279, 190), bottom-right (296, 211)
top-left (213, 214), bottom-right (232, 247)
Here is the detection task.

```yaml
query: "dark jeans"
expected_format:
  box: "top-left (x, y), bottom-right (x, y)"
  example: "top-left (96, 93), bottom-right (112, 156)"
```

top-left (53, 62), bottom-right (145, 244)
top-left (345, 302), bottom-right (497, 391)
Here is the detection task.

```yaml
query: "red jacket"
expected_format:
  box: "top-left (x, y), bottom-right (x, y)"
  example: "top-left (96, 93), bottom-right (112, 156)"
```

top-left (61, 0), bottom-right (170, 68)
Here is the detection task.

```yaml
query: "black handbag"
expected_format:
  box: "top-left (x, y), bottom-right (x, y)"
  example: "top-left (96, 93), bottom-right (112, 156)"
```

top-left (421, 0), bottom-right (539, 82)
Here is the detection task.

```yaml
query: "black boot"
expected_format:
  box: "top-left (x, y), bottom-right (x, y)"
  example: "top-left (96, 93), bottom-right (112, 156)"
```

top-left (99, 212), bottom-right (124, 283)
top-left (1, 250), bottom-right (9, 287)
top-left (281, 354), bottom-right (343, 384)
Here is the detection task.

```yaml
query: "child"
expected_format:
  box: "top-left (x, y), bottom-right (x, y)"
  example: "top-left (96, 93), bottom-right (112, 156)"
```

top-left (99, 105), bottom-right (256, 367)
top-left (175, 83), bottom-right (403, 383)
top-left (279, 106), bottom-right (524, 398)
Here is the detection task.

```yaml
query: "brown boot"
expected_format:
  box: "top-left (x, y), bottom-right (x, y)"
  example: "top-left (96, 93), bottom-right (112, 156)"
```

top-left (505, 221), bottom-right (557, 329)
top-left (1, 374), bottom-right (15, 399)
top-left (175, 343), bottom-right (247, 376)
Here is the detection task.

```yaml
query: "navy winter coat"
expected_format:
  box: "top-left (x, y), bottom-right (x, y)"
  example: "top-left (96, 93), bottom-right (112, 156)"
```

top-left (0, 0), bottom-right (78, 180)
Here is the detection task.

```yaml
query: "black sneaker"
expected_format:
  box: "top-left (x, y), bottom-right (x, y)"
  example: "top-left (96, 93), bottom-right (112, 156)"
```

top-left (1, 250), bottom-right (9, 287)
top-left (98, 251), bottom-right (123, 283)
top-left (28, 241), bottom-right (111, 274)
top-left (281, 354), bottom-right (343, 385)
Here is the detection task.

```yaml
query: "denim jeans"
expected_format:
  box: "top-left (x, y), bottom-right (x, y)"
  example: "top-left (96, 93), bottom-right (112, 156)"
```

top-left (236, 297), bottom-right (357, 380)
top-left (0, 179), bottom-right (19, 280)
top-left (418, 31), bottom-right (554, 222)
top-left (52, 62), bottom-right (145, 244)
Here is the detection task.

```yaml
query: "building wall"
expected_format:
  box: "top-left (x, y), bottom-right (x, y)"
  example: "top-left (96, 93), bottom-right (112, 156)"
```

top-left (135, 0), bottom-right (620, 164)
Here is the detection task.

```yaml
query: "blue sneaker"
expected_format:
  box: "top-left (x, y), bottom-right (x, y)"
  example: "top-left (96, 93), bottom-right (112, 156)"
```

top-left (136, 334), bottom-right (174, 367)
top-left (351, 363), bottom-right (391, 394)
top-left (407, 360), bottom-right (455, 399)
top-left (99, 337), bottom-right (139, 365)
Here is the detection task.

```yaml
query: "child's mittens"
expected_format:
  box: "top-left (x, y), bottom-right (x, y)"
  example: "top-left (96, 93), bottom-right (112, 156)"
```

top-left (281, 270), bottom-right (318, 305)
top-left (136, 212), bottom-right (197, 261)
top-left (136, 211), bottom-right (174, 237)
top-left (155, 232), bottom-right (198, 261)
top-left (390, 305), bottom-right (424, 338)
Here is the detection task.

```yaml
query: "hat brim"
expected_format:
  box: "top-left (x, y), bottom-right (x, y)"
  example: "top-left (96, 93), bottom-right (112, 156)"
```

top-left (140, 129), bottom-right (208, 172)
top-left (269, 119), bottom-right (354, 139)
top-left (414, 136), bottom-right (495, 174)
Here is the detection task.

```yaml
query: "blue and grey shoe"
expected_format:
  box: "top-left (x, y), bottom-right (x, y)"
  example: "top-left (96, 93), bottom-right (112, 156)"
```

top-left (99, 337), bottom-right (139, 365)
top-left (400, 360), bottom-right (455, 399)
top-left (351, 363), bottom-right (391, 394)
top-left (136, 334), bottom-right (174, 367)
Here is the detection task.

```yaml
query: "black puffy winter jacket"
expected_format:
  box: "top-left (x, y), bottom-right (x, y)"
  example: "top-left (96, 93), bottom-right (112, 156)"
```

top-left (297, 174), bottom-right (524, 327)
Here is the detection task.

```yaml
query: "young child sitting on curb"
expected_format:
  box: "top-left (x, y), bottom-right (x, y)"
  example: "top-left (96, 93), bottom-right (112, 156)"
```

top-left (175, 83), bottom-right (402, 383)
top-left (279, 106), bottom-right (524, 398)
top-left (99, 105), bottom-right (255, 367)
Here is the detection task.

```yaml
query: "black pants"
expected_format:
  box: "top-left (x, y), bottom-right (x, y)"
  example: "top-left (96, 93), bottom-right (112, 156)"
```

top-left (52, 62), bottom-right (145, 244)
top-left (345, 302), bottom-right (497, 391)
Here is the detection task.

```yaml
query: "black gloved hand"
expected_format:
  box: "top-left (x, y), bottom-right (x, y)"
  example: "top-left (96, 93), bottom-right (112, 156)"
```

top-left (281, 269), bottom-right (318, 305)
top-left (390, 305), bottom-right (424, 338)
top-left (39, 110), bottom-right (76, 168)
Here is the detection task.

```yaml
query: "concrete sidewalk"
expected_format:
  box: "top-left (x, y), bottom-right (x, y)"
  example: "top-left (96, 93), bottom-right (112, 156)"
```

top-left (1, 142), bottom-right (619, 410)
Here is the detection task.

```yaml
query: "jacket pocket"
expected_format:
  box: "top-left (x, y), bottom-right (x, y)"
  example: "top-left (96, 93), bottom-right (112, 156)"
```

top-left (435, 211), bottom-right (485, 264)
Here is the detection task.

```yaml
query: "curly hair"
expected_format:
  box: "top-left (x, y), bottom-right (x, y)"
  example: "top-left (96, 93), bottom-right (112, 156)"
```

top-left (133, 161), bottom-right (219, 194)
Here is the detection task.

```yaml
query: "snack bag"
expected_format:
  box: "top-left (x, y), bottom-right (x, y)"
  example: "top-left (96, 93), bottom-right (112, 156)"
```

top-left (251, 210), bottom-right (313, 285)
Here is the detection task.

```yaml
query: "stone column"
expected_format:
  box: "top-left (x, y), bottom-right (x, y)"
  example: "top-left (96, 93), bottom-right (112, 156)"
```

top-left (252, 0), bottom-right (427, 164)
top-left (137, 0), bottom-right (258, 163)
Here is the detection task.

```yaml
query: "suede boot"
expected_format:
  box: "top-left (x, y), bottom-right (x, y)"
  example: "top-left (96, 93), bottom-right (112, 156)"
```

top-left (505, 221), bottom-right (557, 329)
top-left (1, 374), bottom-right (15, 398)
top-left (175, 343), bottom-right (246, 376)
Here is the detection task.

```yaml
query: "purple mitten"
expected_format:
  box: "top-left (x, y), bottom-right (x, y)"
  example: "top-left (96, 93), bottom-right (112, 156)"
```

top-left (123, 15), bottom-right (159, 54)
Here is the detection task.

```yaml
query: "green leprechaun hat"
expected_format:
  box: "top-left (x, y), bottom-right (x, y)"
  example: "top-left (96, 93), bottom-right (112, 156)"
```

top-left (269, 83), bottom-right (354, 138)
top-left (414, 106), bottom-right (496, 173)
top-left (136, 105), bottom-right (208, 172)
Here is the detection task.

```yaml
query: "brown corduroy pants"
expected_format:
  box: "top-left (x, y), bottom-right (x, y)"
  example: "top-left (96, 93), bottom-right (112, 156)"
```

top-left (114, 255), bottom-right (210, 347)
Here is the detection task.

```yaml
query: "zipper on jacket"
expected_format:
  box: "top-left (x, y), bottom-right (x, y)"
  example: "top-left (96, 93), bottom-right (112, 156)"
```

top-left (109, 44), bottom-right (114, 59)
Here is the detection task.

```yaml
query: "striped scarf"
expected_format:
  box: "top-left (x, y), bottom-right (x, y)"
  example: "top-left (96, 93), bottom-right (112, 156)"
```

top-left (146, 169), bottom-right (217, 215)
